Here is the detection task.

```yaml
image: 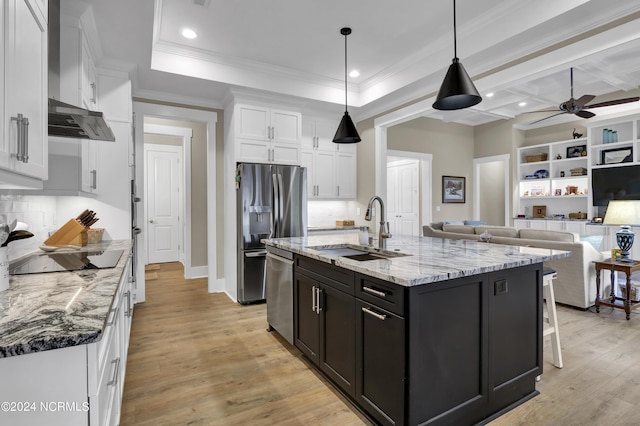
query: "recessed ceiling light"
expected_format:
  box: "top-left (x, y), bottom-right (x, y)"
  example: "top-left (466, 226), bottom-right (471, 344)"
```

top-left (486, 92), bottom-right (494, 98)
top-left (519, 102), bottom-right (527, 107)
top-left (182, 28), bottom-right (197, 39)
top-left (349, 70), bottom-right (360, 78)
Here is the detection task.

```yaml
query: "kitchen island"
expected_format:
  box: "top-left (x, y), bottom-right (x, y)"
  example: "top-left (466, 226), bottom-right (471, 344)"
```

top-left (0, 240), bottom-right (133, 426)
top-left (264, 234), bottom-right (570, 426)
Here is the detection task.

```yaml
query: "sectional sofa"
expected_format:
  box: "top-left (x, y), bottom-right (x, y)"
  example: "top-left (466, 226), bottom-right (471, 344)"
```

top-left (423, 223), bottom-right (607, 309)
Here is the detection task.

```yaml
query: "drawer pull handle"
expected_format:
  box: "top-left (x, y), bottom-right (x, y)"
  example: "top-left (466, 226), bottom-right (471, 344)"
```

top-left (107, 357), bottom-right (121, 386)
top-left (311, 285), bottom-right (317, 313)
top-left (106, 307), bottom-right (119, 326)
top-left (363, 286), bottom-right (387, 298)
top-left (362, 307), bottom-right (386, 321)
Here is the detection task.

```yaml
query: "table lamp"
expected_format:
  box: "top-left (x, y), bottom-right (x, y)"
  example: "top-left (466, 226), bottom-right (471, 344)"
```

top-left (603, 200), bottom-right (640, 263)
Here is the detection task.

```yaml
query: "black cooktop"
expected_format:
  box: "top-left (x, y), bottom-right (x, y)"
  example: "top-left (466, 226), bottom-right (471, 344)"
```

top-left (9, 250), bottom-right (124, 275)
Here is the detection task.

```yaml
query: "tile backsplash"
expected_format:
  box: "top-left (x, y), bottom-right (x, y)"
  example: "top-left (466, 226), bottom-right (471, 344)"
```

top-left (0, 194), bottom-right (58, 260)
top-left (307, 200), bottom-right (363, 228)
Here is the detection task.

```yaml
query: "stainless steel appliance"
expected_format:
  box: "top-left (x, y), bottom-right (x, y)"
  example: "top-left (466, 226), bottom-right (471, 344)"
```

top-left (236, 163), bottom-right (307, 304)
top-left (266, 245), bottom-right (294, 344)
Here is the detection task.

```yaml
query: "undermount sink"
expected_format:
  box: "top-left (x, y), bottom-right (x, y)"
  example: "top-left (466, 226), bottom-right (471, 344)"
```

top-left (309, 245), bottom-right (409, 261)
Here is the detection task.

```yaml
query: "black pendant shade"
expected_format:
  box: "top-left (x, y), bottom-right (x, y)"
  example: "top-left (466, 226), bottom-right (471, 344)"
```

top-left (432, 0), bottom-right (482, 111)
top-left (334, 111), bottom-right (360, 143)
top-left (334, 27), bottom-right (361, 143)
top-left (432, 58), bottom-right (482, 110)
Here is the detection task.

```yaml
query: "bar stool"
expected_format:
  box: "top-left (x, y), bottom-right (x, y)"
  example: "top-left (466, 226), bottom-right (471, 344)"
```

top-left (542, 268), bottom-right (563, 369)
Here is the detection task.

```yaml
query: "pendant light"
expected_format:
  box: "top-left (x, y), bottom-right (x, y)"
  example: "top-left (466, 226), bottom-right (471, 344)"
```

top-left (432, 0), bottom-right (482, 110)
top-left (333, 27), bottom-right (361, 143)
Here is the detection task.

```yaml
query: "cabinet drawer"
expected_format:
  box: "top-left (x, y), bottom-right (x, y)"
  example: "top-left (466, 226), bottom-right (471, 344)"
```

top-left (87, 290), bottom-right (122, 396)
top-left (295, 255), bottom-right (354, 294)
top-left (89, 321), bottom-right (120, 426)
top-left (355, 274), bottom-right (405, 317)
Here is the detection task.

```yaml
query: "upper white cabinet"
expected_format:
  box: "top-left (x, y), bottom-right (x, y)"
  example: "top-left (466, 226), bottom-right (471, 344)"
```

top-left (301, 116), bottom-right (357, 199)
top-left (0, 0), bottom-right (48, 183)
top-left (42, 137), bottom-right (98, 196)
top-left (60, 8), bottom-right (99, 110)
top-left (235, 104), bottom-right (301, 165)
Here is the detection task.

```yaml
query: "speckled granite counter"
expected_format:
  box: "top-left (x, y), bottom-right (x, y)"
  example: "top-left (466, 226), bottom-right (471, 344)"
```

top-left (0, 240), bottom-right (132, 358)
top-left (264, 234), bottom-right (570, 286)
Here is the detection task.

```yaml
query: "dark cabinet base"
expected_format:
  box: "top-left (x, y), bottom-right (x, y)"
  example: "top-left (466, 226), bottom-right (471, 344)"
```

top-left (293, 256), bottom-right (542, 426)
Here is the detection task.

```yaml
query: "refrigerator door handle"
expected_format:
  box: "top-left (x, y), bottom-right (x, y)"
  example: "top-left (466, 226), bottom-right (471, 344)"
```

top-left (272, 173), bottom-right (280, 237)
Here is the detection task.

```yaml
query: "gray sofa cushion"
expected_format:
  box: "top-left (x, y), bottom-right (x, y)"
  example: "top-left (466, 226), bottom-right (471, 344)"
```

top-left (442, 224), bottom-right (475, 234)
top-left (430, 221), bottom-right (444, 230)
top-left (519, 229), bottom-right (577, 242)
top-left (474, 226), bottom-right (519, 238)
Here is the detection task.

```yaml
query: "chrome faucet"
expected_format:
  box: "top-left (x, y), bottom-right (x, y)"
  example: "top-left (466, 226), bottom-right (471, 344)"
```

top-left (365, 196), bottom-right (391, 249)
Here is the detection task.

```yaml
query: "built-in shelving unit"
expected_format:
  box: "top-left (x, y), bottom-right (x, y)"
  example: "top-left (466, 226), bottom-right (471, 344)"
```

top-left (517, 137), bottom-right (589, 218)
top-left (517, 112), bottom-right (640, 221)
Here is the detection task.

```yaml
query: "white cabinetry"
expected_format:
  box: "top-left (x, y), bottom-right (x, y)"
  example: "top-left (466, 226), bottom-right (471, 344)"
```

top-left (41, 137), bottom-right (98, 195)
top-left (235, 104), bottom-right (301, 165)
top-left (301, 117), bottom-right (357, 199)
top-left (0, 254), bottom-right (133, 426)
top-left (0, 0), bottom-right (48, 184)
top-left (60, 3), bottom-right (99, 110)
top-left (513, 218), bottom-right (586, 234)
top-left (517, 138), bottom-right (589, 218)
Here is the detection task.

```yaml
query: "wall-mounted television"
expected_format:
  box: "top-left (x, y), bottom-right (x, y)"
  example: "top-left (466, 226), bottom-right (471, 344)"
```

top-left (592, 164), bottom-right (640, 206)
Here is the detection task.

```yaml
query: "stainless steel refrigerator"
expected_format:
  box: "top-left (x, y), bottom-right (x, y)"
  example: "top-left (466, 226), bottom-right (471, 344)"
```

top-left (236, 163), bottom-right (307, 304)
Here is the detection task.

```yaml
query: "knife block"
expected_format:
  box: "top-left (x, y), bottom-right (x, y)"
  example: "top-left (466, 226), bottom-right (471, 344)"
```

top-left (44, 219), bottom-right (86, 247)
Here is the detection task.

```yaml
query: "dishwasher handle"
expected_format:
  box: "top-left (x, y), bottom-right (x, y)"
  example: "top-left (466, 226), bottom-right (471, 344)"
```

top-left (266, 251), bottom-right (294, 265)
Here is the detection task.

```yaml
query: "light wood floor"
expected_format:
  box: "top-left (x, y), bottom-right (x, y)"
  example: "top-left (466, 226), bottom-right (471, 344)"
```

top-left (120, 262), bottom-right (370, 425)
top-left (122, 262), bottom-right (640, 426)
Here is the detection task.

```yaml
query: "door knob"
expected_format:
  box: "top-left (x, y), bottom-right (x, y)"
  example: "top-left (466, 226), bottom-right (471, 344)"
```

top-left (149, 219), bottom-right (154, 223)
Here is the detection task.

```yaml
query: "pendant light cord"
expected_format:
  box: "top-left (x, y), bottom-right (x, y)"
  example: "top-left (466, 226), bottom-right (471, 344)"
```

top-left (344, 31), bottom-right (348, 113)
top-left (453, 0), bottom-right (458, 59)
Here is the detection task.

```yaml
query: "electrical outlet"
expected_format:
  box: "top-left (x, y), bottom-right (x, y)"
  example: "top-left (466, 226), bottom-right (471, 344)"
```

top-left (494, 279), bottom-right (508, 295)
top-left (436, 205), bottom-right (441, 212)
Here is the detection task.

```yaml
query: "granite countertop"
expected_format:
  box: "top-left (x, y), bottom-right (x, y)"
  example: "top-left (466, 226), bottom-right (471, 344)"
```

top-left (0, 240), bottom-right (132, 358)
top-left (264, 234), bottom-right (571, 287)
top-left (308, 225), bottom-right (368, 232)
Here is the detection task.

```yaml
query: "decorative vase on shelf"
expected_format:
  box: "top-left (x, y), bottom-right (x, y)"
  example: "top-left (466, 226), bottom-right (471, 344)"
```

top-left (603, 129), bottom-right (609, 144)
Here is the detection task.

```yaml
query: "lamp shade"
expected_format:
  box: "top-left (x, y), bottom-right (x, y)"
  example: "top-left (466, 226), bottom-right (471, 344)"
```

top-left (333, 112), bottom-right (361, 143)
top-left (603, 200), bottom-right (640, 225)
top-left (433, 58), bottom-right (482, 110)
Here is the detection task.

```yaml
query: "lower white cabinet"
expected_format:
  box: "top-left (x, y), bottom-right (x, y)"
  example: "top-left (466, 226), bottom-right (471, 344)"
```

top-left (513, 219), bottom-right (586, 234)
top-left (0, 254), bottom-right (133, 426)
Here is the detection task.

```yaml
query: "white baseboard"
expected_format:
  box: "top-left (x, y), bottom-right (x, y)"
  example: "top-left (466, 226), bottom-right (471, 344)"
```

top-left (184, 265), bottom-right (208, 279)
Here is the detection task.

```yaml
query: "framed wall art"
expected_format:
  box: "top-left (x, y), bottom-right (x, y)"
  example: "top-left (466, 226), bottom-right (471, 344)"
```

top-left (442, 176), bottom-right (465, 203)
top-left (566, 145), bottom-right (587, 158)
top-left (601, 147), bottom-right (632, 165)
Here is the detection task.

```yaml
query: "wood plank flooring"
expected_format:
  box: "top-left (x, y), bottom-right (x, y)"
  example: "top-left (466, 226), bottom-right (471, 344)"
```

top-left (121, 262), bottom-right (370, 425)
top-left (122, 262), bottom-right (640, 425)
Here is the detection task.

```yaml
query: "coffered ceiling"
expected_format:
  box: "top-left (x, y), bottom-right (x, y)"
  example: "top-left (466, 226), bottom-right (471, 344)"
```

top-left (81, 0), bottom-right (640, 127)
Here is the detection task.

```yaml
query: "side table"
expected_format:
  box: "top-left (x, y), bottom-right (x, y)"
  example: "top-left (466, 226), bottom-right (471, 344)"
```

top-left (594, 259), bottom-right (640, 320)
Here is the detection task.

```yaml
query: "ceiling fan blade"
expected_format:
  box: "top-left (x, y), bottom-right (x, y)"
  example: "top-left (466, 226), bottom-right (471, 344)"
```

top-left (529, 112), bottom-right (567, 125)
top-left (584, 97), bottom-right (640, 109)
top-left (575, 110), bottom-right (595, 119)
top-left (521, 109), bottom-right (561, 114)
top-left (574, 94), bottom-right (596, 108)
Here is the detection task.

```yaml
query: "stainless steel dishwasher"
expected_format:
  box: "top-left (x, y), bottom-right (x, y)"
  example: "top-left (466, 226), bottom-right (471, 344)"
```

top-left (266, 245), bottom-right (294, 344)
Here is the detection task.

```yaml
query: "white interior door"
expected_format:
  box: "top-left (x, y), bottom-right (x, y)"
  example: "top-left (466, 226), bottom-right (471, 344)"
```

top-left (145, 144), bottom-right (182, 263)
top-left (387, 160), bottom-right (420, 236)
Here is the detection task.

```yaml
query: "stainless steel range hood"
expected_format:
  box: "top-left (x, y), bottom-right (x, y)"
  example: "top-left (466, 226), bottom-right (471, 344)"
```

top-left (48, 0), bottom-right (115, 142)
top-left (48, 98), bottom-right (115, 141)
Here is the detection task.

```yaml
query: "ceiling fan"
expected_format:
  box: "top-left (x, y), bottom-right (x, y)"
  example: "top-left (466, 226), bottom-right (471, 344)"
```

top-left (528, 68), bottom-right (640, 124)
